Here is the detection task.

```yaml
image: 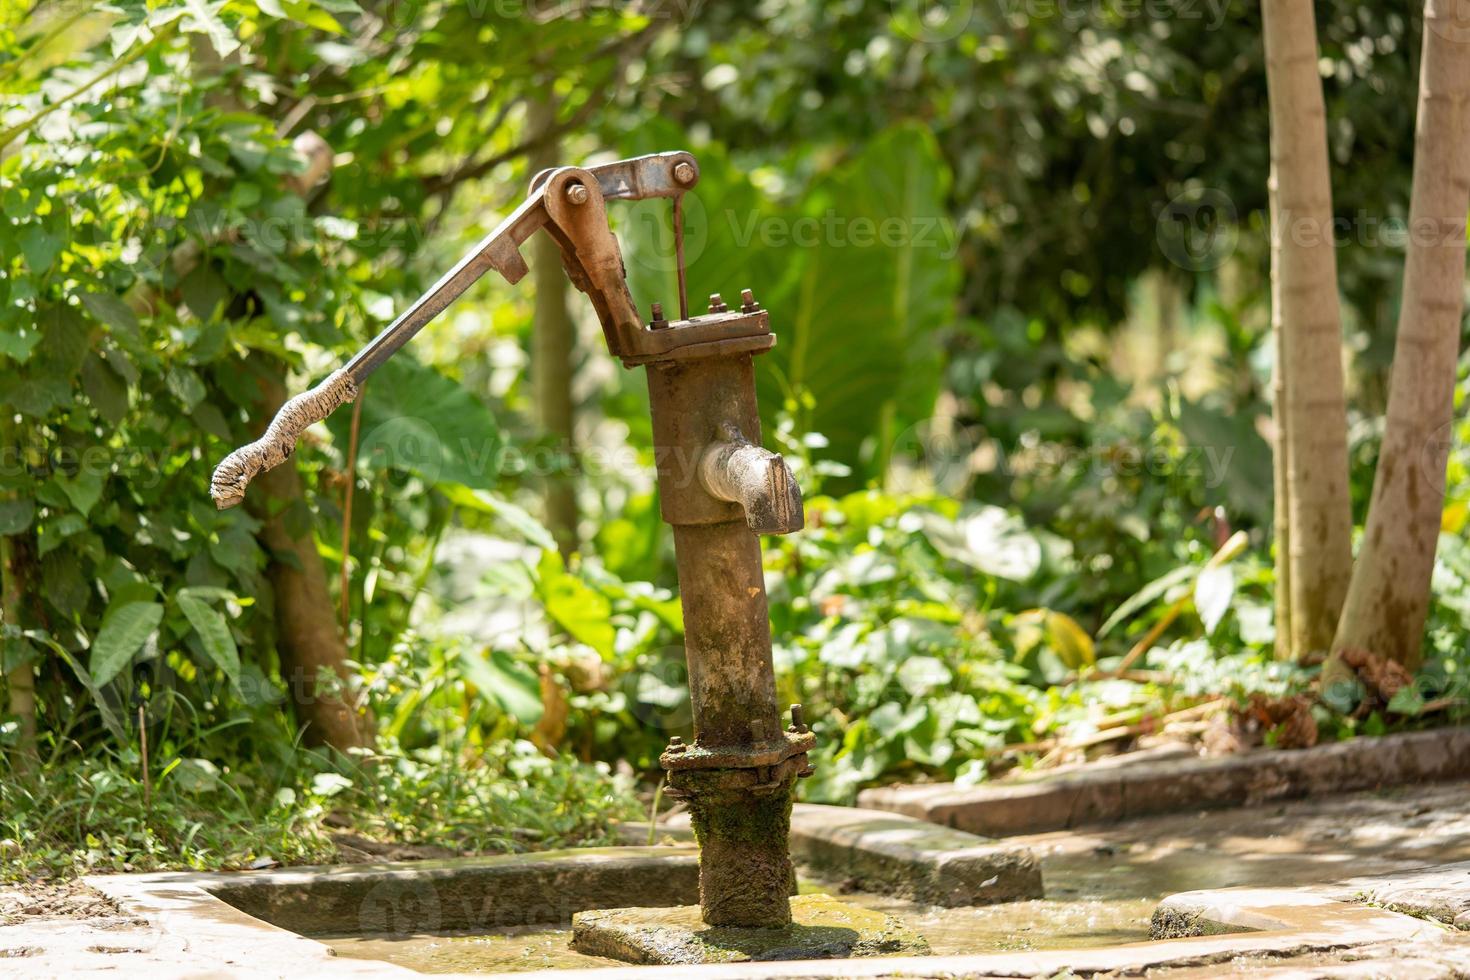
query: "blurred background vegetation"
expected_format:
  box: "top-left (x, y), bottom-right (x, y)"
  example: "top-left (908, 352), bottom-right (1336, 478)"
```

top-left (2, 0), bottom-right (1468, 878)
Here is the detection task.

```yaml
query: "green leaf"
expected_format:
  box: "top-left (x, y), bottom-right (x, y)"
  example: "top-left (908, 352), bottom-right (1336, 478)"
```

top-left (36, 630), bottom-right (126, 741)
top-left (1015, 608), bottom-right (1096, 670)
top-left (282, 0), bottom-right (345, 33)
top-left (82, 353), bottom-right (130, 423)
top-left (182, 0), bottom-right (240, 56)
top-left (0, 326), bottom-right (41, 364)
top-left (89, 600), bottom-right (163, 686)
top-left (19, 226), bottom-right (62, 272)
top-left (57, 469), bottom-right (104, 517)
top-left (79, 291), bottom-right (140, 340)
top-left (440, 484), bottom-right (557, 551)
top-left (0, 499), bottom-right (35, 535)
top-left (1098, 564), bottom-right (1197, 638)
top-left (327, 356), bottom-right (504, 491)
top-left (919, 505), bottom-right (1041, 581)
top-left (1194, 564), bottom-right (1234, 635)
top-left (457, 647), bottom-right (543, 722)
top-left (7, 377), bottom-right (70, 417)
top-left (536, 551), bottom-right (615, 659)
top-left (176, 589), bottom-right (240, 682)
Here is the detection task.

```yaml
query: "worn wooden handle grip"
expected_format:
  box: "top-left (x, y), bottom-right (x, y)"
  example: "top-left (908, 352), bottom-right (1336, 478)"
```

top-left (210, 369), bottom-right (359, 509)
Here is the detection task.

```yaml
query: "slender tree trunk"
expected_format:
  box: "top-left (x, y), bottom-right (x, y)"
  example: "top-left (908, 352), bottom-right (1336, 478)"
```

top-left (1, 411), bottom-right (35, 763)
top-left (1334, 2), bottom-right (1470, 669)
top-left (247, 365), bottom-right (372, 751)
top-left (1262, 0), bottom-right (1355, 659)
top-left (1269, 166), bottom-right (1293, 661)
top-left (528, 96), bottom-right (580, 556)
top-left (2, 531), bottom-right (36, 765)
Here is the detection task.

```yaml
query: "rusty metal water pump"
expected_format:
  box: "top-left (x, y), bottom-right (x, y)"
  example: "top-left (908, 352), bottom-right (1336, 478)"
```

top-left (210, 151), bottom-right (813, 928)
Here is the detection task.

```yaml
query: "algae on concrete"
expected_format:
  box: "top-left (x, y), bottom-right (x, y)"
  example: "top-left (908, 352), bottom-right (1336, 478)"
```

top-left (570, 893), bottom-right (929, 965)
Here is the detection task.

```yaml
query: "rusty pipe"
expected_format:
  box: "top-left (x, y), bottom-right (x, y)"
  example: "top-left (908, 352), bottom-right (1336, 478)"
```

top-left (697, 423), bottom-right (804, 535)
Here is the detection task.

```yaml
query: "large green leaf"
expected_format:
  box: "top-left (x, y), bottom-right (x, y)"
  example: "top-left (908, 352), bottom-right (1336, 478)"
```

top-left (176, 588), bottom-right (241, 683)
top-left (536, 551), bottom-right (615, 659)
top-left (326, 355), bottom-right (504, 490)
top-left (457, 647), bottom-right (543, 723)
top-left (757, 124), bottom-right (960, 477)
top-left (89, 600), bottom-right (163, 686)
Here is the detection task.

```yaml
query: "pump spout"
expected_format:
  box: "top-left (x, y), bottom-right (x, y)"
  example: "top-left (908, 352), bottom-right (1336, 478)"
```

top-left (698, 422), bottom-right (804, 535)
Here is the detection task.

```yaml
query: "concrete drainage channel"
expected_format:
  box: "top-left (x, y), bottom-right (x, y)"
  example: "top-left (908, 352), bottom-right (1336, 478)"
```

top-left (63, 778), bottom-right (1470, 976)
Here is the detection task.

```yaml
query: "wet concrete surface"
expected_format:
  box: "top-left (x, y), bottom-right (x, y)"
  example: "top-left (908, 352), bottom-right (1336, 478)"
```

top-left (322, 780), bottom-right (1470, 973)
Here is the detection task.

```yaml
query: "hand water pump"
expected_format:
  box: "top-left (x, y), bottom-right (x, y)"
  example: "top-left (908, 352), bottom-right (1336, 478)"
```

top-left (211, 152), bottom-right (813, 928)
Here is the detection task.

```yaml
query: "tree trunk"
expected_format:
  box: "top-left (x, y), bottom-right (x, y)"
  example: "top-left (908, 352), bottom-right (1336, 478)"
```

top-left (2, 531), bottom-right (36, 765)
top-left (1269, 163), bottom-right (1293, 661)
top-left (247, 365), bottom-right (372, 751)
top-left (1262, 0), bottom-right (1355, 659)
top-left (1334, 1), bottom-right (1470, 669)
top-left (528, 96), bottom-right (580, 556)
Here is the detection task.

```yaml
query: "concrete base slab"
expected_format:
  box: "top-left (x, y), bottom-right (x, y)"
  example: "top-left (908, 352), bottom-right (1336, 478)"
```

top-left (859, 727), bottom-right (1470, 836)
top-left (568, 894), bottom-right (929, 965)
top-left (788, 803), bottom-right (1042, 906)
top-left (1337, 860), bottom-right (1470, 928)
top-left (1151, 885), bottom-right (1447, 941)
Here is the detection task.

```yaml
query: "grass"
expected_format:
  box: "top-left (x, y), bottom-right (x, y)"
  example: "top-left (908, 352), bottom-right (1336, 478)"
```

top-left (0, 735), bottom-right (640, 881)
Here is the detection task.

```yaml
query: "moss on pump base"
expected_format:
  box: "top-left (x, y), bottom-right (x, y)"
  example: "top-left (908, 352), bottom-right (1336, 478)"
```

top-left (676, 765), bottom-right (799, 927)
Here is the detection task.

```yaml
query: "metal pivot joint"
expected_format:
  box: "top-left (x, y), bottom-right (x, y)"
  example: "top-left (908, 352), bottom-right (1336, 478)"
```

top-left (208, 150), bottom-right (811, 929)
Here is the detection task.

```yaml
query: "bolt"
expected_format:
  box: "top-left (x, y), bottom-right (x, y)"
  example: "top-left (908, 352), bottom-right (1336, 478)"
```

top-left (673, 161), bottom-right (696, 185)
top-left (708, 292), bottom-right (728, 314)
top-left (740, 288), bottom-right (759, 313)
top-left (790, 703), bottom-right (806, 733)
top-left (650, 301), bottom-right (668, 329)
top-left (565, 182), bottom-right (589, 205)
top-left (667, 735), bottom-right (686, 752)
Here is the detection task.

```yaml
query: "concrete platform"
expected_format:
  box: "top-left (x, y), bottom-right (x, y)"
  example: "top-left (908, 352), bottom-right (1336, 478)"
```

top-left (569, 894), bottom-right (928, 965)
top-left (858, 727), bottom-right (1470, 836)
top-left (7, 782), bottom-right (1470, 977)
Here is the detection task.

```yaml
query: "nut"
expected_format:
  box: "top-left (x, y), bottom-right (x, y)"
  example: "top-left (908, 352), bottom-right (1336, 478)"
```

top-left (707, 292), bottom-right (728, 314)
top-left (565, 182), bottom-right (589, 205)
top-left (650, 301), bottom-right (668, 328)
top-left (673, 161), bottom-right (696, 185)
top-left (740, 288), bottom-right (759, 313)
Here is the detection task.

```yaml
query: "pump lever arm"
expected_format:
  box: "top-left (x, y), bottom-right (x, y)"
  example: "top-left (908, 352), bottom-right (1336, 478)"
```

top-left (210, 155), bottom-right (694, 510)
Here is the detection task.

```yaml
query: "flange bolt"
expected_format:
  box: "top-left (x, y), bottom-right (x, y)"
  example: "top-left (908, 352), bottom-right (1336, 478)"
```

top-left (740, 288), bottom-right (760, 313)
top-left (673, 161), bottom-right (696, 186)
top-left (708, 292), bottom-right (728, 314)
top-left (565, 182), bottom-right (589, 205)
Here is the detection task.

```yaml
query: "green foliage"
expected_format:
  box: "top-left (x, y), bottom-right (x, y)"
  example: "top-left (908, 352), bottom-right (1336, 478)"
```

top-left (2, 0), bottom-right (1466, 879)
top-left (0, 732), bottom-right (637, 880)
